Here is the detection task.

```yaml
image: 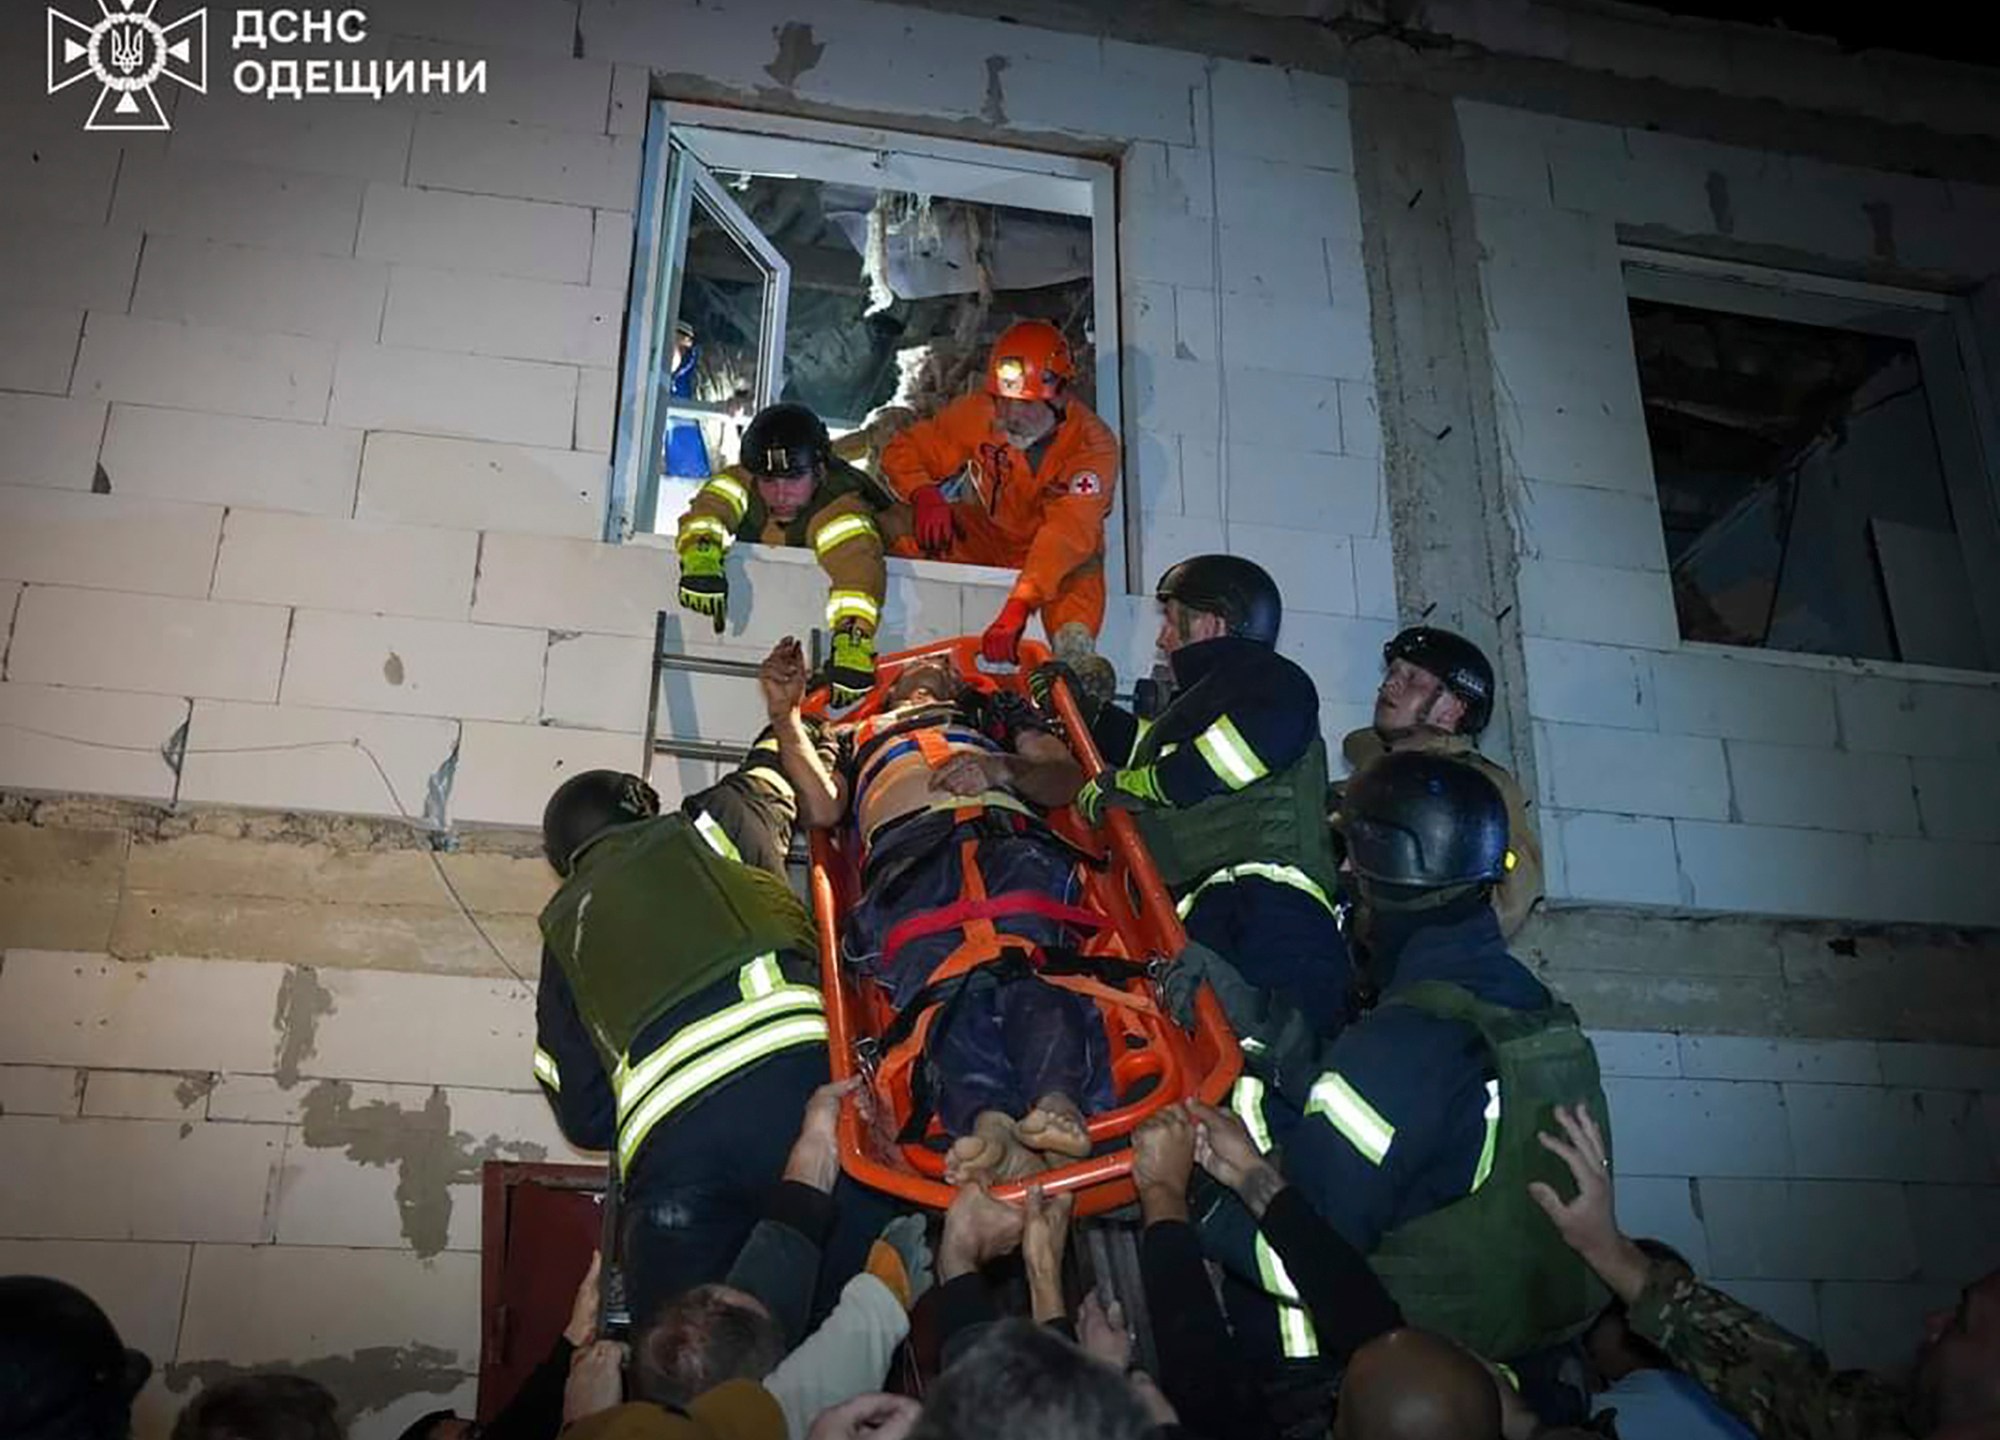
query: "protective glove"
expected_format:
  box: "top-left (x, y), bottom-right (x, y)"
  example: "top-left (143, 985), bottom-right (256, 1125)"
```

top-left (677, 540), bottom-right (727, 634)
top-left (981, 597), bottom-right (1033, 666)
top-left (828, 627), bottom-right (877, 708)
top-left (1162, 940), bottom-right (1260, 1036)
top-left (911, 484), bottom-right (955, 556)
top-left (1074, 766), bottom-right (1163, 827)
top-left (1027, 660), bottom-right (1101, 725)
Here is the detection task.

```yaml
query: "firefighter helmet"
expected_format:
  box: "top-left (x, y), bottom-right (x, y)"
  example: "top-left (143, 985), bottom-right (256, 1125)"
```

top-left (740, 403), bottom-right (831, 479)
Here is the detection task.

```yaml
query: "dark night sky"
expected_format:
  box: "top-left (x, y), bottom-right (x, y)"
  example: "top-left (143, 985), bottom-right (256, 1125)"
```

top-left (1620, 3), bottom-right (2000, 68)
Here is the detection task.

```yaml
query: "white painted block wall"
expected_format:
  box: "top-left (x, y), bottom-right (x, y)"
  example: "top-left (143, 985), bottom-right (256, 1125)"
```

top-left (1459, 99), bottom-right (2000, 926)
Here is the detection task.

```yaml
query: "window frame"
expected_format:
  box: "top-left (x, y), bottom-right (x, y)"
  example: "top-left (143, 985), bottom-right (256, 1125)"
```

top-left (1621, 245), bottom-right (2000, 674)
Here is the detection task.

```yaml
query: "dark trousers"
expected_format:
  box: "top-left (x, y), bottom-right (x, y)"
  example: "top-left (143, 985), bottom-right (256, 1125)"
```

top-left (1181, 874), bottom-right (1351, 1038)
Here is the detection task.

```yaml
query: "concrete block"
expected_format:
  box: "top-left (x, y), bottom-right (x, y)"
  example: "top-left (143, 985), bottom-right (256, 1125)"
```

top-left (0, 682), bottom-right (186, 802)
top-left (1912, 757), bottom-right (2000, 843)
top-left (1711, 1279), bottom-right (1822, 1346)
top-left (177, 1243), bottom-right (481, 1370)
top-left (179, 701), bottom-right (459, 821)
top-left (1836, 674), bottom-right (2000, 761)
top-left (1820, 1281), bottom-right (1965, 1370)
top-left (73, 314), bottom-right (336, 425)
top-left (1678, 1036), bottom-right (1881, 1085)
top-left (9, 587), bottom-right (288, 702)
top-left (111, 156), bottom-right (365, 257)
top-left (1130, 354), bottom-right (1220, 440)
top-left (0, 1114), bottom-right (281, 1241)
top-left (591, 209), bottom-right (635, 290)
top-left (329, 343), bottom-right (577, 449)
top-left (608, 64), bottom-right (647, 137)
top-left (1350, 536), bottom-right (1396, 620)
top-left (386, 266), bottom-right (623, 370)
top-left (213, 510), bottom-right (478, 621)
top-left (0, 304), bottom-right (84, 395)
top-left (165, 94), bottom-right (415, 181)
top-left (379, 40), bottom-right (614, 133)
top-left (1126, 282), bottom-right (1178, 366)
top-left (355, 433), bottom-right (603, 540)
top-left (281, 611), bottom-right (546, 722)
top-left (1208, 61), bottom-right (1351, 168)
top-left (1212, 155), bottom-right (1358, 241)
top-left (1650, 649), bottom-right (1839, 747)
top-left (0, 220), bottom-right (142, 312)
top-left (451, 721), bottom-right (646, 827)
top-left (1224, 445), bottom-right (1380, 536)
top-left (542, 631), bottom-right (652, 733)
top-left (1865, 837), bottom-right (2000, 928)
top-left (1500, 406), bottom-right (1659, 497)
top-left (1454, 101), bottom-right (1555, 204)
top-left (1491, 339), bottom-right (1645, 430)
top-left (0, 952), bottom-right (289, 1074)
top-left (0, 488), bottom-right (221, 597)
top-left (1700, 1178), bottom-right (1918, 1280)
top-left (1726, 743), bottom-right (1919, 836)
top-left (0, 1238), bottom-right (191, 1361)
top-left (1122, 142), bottom-right (1206, 223)
top-left (1215, 224), bottom-right (1338, 308)
top-left (0, 393), bottom-right (106, 490)
top-left (81, 1070), bottom-right (214, 1120)
top-left (1336, 379), bottom-right (1380, 459)
top-left (0, 1064), bottom-right (83, 1117)
top-left (1224, 358), bottom-right (1350, 457)
top-left (0, 138), bottom-right (123, 225)
top-left (574, 365), bottom-right (616, 454)
top-left (470, 530), bottom-right (673, 637)
top-left (120, 832), bottom-right (551, 917)
top-left (1231, 524), bottom-right (1354, 617)
top-left (1518, 481), bottom-right (1666, 572)
top-left (1585, 1030), bottom-right (1682, 1078)
top-left (1124, 210), bottom-right (1217, 289)
top-left (1674, 819), bottom-right (1870, 920)
top-left (206, 1075), bottom-right (312, 1125)
top-left (1001, 55), bottom-right (1197, 148)
top-left (1549, 142), bottom-right (1715, 235)
top-left (878, 567), bottom-right (975, 652)
top-left (0, 826), bottom-right (127, 956)
top-left (446, 1084), bottom-right (581, 1162)
top-left (1878, 1043), bottom-right (2000, 1093)
top-left (1524, 637), bottom-right (1655, 730)
top-left (292, 967), bottom-right (535, 1091)
top-left (100, 406), bottom-right (361, 516)
top-left (1907, 1184), bottom-right (2000, 1285)
top-left (1787, 1084), bottom-right (1994, 1184)
top-left (1551, 810), bottom-right (1683, 906)
top-left (357, 183), bottom-right (593, 284)
top-left (1221, 295), bottom-right (1373, 384)
top-left (1518, 559), bottom-right (1679, 650)
top-left (408, 113), bottom-right (640, 210)
top-left (1613, 1175), bottom-right (1710, 1272)
top-left (130, 237), bottom-right (389, 345)
top-left (271, 1129), bottom-right (460, 1251)
top-left (1541, 722), bottom-right (1730, 820)
top-left (1602, 1077), bottom-right (1792, 1178)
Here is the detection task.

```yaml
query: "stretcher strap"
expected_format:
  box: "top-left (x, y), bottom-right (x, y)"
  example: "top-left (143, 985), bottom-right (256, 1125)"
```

top-left (879, 889), bottom-right (1108, 968)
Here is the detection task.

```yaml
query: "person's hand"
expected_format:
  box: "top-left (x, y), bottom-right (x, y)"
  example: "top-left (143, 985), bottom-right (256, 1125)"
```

top-left (1073, 767), bottom-right (1160, 827)
top-left (562, 1339), bottom-right (627, 1424)
top-left (1129, 1370), bottom-right (1179, 1428)
top-left (929, 751), bottom-right (1004, 797)
top-left (759, 636), bottom-right (809, 721)
top-left (911, 484), bottom-right (955, 555)
top-left (1131, 1106), bottom-right (1195, 1221)
top-left (805, 1394), bottom-right (921, 1440)
top-left (563, 1250), bottom-right (602, 1347)
top-left (1022, 1182), bottom-right (1074, 1323)
top-left (980, 598), bottom-right (1033, 666)
top-left (1529, 1103), bottom-right (1649, 1303)
top-left (678, 540), bottom-right (728, 634)
top-left (938, 1182), bottom-right (1025, 1281)
top-left (1027, 660), bottom-right (1085, 719)
top-left (1188, 1099), bottom-right (1285, 1217)
top-left (784, 1075), bottom-right (862, 1193)
top-left (1077, 1287), bottom-right (1133, 1369)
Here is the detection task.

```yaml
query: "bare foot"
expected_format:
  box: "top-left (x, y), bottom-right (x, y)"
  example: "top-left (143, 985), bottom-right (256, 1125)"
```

top-left (1016, 1094), bottom-right (1091, 1159)
top-left (946, 1111), bottom-right (1041, 1184)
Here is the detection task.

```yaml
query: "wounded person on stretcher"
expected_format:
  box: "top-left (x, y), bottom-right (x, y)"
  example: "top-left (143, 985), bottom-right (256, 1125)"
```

top-left (760, 635), bottom-right (1115, 1184)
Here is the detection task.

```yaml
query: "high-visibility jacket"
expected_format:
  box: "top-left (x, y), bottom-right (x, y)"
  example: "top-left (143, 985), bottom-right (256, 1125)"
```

top-left (879, 392), bottom-right (1117, 616)
top-left (1092, 636), bottom-right (1342, 916)
top-left (1338, 727), bottom-right (1544, 936)
top-left (677, 455), bottom-right (890, 636)
top-left (533, 812), bottom-right (826, 1175)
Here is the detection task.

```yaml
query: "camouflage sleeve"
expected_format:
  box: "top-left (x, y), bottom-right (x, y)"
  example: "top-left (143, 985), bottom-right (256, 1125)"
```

top-left (1629, 1267), bottom-right (1913, 1440)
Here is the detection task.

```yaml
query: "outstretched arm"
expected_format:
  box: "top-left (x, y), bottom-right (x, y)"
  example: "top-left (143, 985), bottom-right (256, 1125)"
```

top-left (760, 637), bottom-right (846, 829)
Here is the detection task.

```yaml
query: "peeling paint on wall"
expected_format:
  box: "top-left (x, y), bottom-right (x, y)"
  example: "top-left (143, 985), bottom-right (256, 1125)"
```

top-left (983, 55), bottom-right (1009, 126)
top-left (165, 1344), bottom-right (466, 1418)
top-left (175, 1071), bottom-right (217, 1108)
top-left (272, 967), bottom-right (335, 1088)
top-left (1863, 200), bottom-right (1897, 262)
top-left (765, 21), bottom-right (825, 87)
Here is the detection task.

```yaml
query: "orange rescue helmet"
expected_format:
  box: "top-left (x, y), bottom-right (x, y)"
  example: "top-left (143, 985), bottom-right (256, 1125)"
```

top-left (986, 320), bottom-right (1074, 401)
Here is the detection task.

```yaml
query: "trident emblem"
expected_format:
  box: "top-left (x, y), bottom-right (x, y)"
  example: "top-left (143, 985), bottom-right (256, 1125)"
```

top-left (47, 0), bottom-right (208, 133)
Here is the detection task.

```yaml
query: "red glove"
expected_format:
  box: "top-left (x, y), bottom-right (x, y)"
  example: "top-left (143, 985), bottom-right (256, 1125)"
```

top-left (982, 598), bottom-right (1033, 666)
top-left (912, 485), bottom-right (955, 556)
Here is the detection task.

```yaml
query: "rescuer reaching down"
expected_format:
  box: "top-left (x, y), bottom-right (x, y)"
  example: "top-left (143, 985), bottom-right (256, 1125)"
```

top-left (758, 635), bottom-right (1114, 1186)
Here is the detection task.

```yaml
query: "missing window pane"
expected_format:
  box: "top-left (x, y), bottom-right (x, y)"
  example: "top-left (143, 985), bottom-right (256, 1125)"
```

top-left (1631, 297), bottom-right (1988, 670)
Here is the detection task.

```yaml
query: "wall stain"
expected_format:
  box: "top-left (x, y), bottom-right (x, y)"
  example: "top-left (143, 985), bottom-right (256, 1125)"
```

top-left (1704, 170), bottom-right (1734, 235)
top-left (165, 1345), bottom-right (465, 1418)
top-left (299, 1080), bottom-right (548, 1258)
top-left (175, 1072), bottom-right (217, 1109)
top-left (983, 55), bottom-right (1009, 126)
top-left (383, 652), bottom-right (406, 686)
top-left (1862, 201), bottom-right (1897, 262)
top-left (273, 967), bottom-right (335, 1089)
top-left (764, 22), bottom-right (824, 87)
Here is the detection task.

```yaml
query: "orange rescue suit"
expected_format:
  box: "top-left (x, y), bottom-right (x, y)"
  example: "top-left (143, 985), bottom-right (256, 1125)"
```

top-left (880, 393), bottom-right (1119, 638)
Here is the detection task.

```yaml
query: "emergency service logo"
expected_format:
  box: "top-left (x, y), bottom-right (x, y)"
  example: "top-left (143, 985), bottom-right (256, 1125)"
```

top-left (47, 0), bottom-right (208, 133)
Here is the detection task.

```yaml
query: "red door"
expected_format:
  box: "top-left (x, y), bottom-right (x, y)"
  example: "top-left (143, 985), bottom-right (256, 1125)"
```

top-left (478, 1162), bottom-right (606, 1421)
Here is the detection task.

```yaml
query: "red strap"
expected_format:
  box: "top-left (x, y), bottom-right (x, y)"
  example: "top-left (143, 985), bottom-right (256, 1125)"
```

top-left (881, 890), bottom-right (1107, 968)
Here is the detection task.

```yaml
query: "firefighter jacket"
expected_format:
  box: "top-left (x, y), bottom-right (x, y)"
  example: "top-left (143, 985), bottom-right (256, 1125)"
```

top-left (879, 392), bottom-right (1118, 613)
top-left (1243, 903), bottom-right (1609, 1361)
top-left (677, 456), bottom-right (890, 636)
top-left (1092, 636), bottom-right (1342, 913)
top-left (532, 812), bottom-right (827, 1181)
top-left (1339, 727), bottom-right (1545, 936)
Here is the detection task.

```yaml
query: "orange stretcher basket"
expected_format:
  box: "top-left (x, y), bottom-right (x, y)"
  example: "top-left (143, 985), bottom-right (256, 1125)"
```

top-left (801, 635), bottom-right (1242, 1217)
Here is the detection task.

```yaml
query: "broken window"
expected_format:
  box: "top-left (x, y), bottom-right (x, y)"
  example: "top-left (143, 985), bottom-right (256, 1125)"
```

top-left (610, 104), bottom-right (1124, 586)
top-left (1625, 257), bottom-right (2000, 672)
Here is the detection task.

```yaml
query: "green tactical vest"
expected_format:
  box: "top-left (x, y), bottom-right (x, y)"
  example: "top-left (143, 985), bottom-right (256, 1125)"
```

top-left (1367, 980), bottom-right (1611, 1361)
top-left (537, 814), bottom-right (819, 1072)
top-left (734, 456), bottom-right (892, 547)
top-left (1130, 730), bottom-right (1343, 902)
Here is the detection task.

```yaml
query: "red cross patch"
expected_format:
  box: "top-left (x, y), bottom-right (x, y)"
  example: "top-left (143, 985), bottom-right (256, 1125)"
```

top-left (1066, 471), bottom-right (1102, 497)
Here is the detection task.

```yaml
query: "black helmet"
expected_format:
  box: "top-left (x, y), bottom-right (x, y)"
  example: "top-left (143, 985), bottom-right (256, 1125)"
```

top-left (0, 1276), bottom-right (151, 1440)
top-left (1342, 752), bottom-right (1508, 894)
top-left (1384, 626), bottom-right (1495, 736)
top-left (1155, 555), bottom-right (1282, 645)
top-left (542, 769), bottom-right (660, 875)
top-left (740, 403), bottom-right (830, 478)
